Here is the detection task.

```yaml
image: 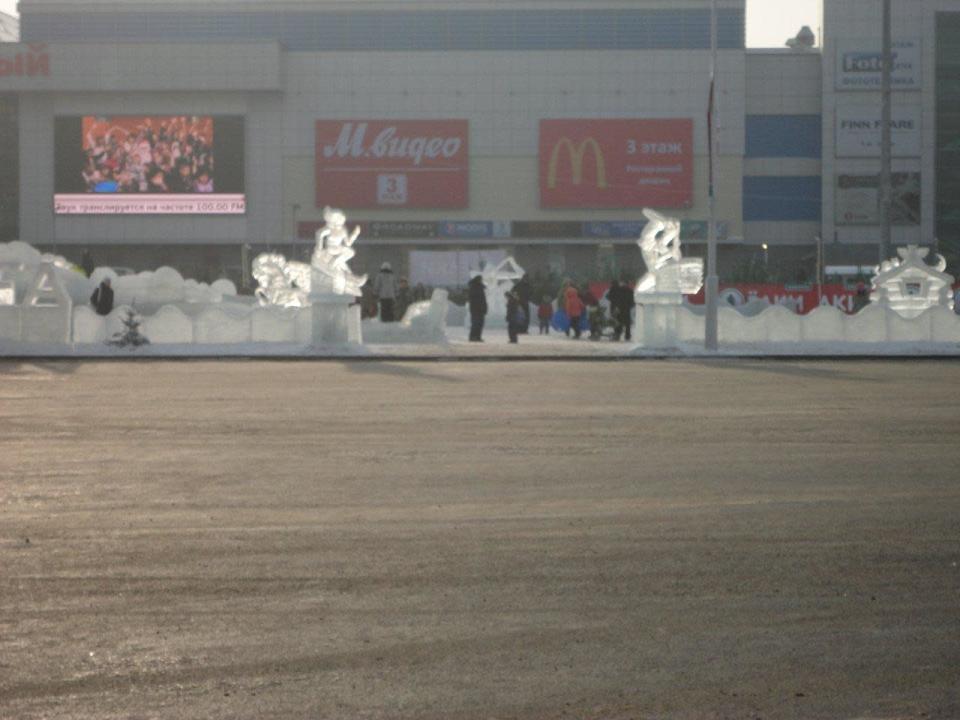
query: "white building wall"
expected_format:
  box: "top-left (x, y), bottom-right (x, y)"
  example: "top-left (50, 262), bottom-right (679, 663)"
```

top-left (821, 0), bottom-right (957, 250)
top-left (281, 48), bottom-right (746, 238)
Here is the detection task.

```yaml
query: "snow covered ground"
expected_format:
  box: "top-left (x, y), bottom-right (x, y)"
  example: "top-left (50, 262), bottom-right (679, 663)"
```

top-left (2, 324), bottom-right (960, 358)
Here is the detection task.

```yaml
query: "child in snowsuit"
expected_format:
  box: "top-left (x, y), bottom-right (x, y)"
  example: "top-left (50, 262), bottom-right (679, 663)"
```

top-left (537, 296), bottom-right (553, 335)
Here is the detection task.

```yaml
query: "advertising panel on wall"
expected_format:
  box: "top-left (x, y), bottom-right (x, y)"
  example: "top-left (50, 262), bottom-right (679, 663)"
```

top-left (835, 104), bottom-right (922, 157)
top-left (835, 39), bottom-right (922, 90)
top-left (53, 115), bottom-right (246, 215)
top-left (835, 172), bottom-right (921, 225)
top-left (315, 120), bottom-right (469, 209)
top-left (539, 119), bottom-right (693, 209)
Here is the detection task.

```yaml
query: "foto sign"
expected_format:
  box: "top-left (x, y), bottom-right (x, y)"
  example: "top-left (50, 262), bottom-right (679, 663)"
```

top-left (315, 120), bottom-right (469, 209)
top-left (835, 39), bottom-right (922, 90)
top-left (539, 119), bottom-right (693, 209)
top-left (835, 104), bottom-right (921, 157)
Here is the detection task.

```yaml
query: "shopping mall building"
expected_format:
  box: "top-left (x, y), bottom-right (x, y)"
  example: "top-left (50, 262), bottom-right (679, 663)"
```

top-left (0, 0), bottom-right (956, 288)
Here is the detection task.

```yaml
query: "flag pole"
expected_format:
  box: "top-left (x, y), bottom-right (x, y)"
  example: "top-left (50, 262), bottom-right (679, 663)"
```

top-left (705, 0), bottom-right (720, 351)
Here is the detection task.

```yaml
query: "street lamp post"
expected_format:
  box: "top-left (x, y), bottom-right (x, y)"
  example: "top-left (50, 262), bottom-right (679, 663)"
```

top-left (878, 0), bottom-right (893, 263)
top-left (705, 0), bottom-right (720, 351)
top-left (291, 203), bottom-right (301, 259)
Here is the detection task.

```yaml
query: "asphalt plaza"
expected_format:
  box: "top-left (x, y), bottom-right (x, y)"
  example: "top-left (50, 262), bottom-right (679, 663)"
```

top-left (2, 359), bottom-right (959, 719)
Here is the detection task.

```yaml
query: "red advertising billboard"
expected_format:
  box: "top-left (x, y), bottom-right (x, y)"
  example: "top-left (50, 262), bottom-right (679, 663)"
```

top-left (540, 119), bottom-right (693, 209)
top-left (315, 120), bottom-right (468, 209)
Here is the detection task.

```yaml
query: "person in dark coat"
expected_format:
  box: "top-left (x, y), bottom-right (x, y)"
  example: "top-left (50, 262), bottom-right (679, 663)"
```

top-left (80, 248), bottom-right (95, 278)
top-left (505, 290), bottom-right (521, 344)
top-left (373, 262), bottom-right (397, 322)
top-left (90, 278), bottom-right (114, 316)
top-left (396, 277), bottom-right (411, 321)
top-left (512, 273), bottom-right (532, 334)
top-left (605, 279), bottom-right (636, 341)
top-left (467, 272), bottom-right (487, 342)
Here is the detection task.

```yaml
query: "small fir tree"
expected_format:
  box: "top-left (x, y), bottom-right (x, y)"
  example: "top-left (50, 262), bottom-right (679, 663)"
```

top-left (107, 308), bottom-right (150, 348)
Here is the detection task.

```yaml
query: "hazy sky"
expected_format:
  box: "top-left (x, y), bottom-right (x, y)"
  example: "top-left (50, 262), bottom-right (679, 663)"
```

top-left (0, 0), bottom-right (821, 49)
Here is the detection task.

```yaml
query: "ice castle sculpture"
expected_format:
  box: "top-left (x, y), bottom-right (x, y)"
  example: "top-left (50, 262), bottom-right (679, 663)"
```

top-left (870, 245), bottom-right (955, 319)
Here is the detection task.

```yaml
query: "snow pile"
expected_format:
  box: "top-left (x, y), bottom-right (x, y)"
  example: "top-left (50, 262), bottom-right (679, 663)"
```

top-left (364, 289), bottom-right (449, 344)
top-left (90, 266), bottom-right (237, 308)
top-left (142, 305), bottom-right (194, 344)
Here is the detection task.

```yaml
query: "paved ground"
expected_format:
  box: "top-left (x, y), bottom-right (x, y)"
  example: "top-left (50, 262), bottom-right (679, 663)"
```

top-left (1, 359), bottom-right (959, 720)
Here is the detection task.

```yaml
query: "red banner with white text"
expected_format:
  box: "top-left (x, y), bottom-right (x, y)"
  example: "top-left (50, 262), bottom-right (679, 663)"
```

top-left (540, 119), bottom-right (693, 209)
top-left (315, 120), bottom-right (469, 209)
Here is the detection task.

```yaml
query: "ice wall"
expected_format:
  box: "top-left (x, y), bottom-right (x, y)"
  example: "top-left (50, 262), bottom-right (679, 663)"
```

top-left (636, 303), bottom-right (960, 348)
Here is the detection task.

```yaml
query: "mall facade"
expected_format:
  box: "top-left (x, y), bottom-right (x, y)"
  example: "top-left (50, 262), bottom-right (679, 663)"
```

top-left (0, 0), bottom-right (955, 288)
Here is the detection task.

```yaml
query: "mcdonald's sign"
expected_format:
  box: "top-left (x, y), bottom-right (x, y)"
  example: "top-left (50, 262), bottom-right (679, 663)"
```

top-left (539, 119), bottom-right (693, 209)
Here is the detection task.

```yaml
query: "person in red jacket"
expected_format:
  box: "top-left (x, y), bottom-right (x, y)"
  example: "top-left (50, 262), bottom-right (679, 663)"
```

top-left (565, 286), bottom-right (585, 339)
top-left (537, 295), bottom-right (553, 335)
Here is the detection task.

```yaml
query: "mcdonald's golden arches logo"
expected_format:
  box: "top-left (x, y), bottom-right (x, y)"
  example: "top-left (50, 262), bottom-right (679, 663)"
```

top-left (546, 137), bottom-right (608, 190)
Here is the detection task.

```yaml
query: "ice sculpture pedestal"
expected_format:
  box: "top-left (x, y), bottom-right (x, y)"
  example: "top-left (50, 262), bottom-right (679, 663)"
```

top-left (632, 209), bottom-right (705, 348)
top-left (636, 292), bottom-right (686, 348)
top-left (309, 291), bottom-right (361, 346)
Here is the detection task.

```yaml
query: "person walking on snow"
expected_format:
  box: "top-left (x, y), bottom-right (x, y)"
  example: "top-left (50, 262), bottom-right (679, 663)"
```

top-left (605, 279), bottom-right (636, 342)
top-left (467, 272), bottom-right (488, 342)
top-left (512, 273), bottom-right (532, 334)
top-left (564, 285), bottom-right (585, 340)
top-left (537, 295), bottom-right (553, 335)
top-left (373, 262), bottom-right (397, 322)
top-left (506, 290), bottom-right (522, 344)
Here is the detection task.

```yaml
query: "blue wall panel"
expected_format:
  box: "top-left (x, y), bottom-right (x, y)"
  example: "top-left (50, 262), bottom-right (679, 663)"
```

top-left (745, 115), bottom-right (822, 158)
top-left (743, 176), bottom-right (822, 222)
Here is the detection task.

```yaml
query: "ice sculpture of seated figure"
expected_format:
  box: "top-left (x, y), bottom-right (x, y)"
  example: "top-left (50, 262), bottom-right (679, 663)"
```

top-left (635, 208), bottom-right (704, 297)
top-left (253, 206), bottom-right (368, 307)
top-left (311, 206), bottom-right (367, 296)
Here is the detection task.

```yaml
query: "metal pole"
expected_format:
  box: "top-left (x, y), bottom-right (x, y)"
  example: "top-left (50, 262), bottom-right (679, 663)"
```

top-left (291, 203), bottom-right (301, 259)
top-left (879, 0), bottom-right (893, 263)
top-left (816, 236), bottom-right (823, 305)
top-left (705, 0), bottom-right (719, 351)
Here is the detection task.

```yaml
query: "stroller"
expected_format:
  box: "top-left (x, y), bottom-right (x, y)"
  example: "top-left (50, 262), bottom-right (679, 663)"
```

top-left (588, 305), bottom-right (616, 340)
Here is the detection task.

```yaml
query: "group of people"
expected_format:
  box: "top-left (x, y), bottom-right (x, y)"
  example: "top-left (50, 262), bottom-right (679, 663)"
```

top-left (468, 273), bottom-right (637, 344)
top-left (82, 116), bottom-right (215, 195)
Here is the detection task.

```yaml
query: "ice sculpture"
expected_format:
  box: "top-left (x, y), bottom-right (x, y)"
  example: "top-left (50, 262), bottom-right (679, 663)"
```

top-left (468, 256), bottom-right (525, 329)
top-left (635, 209), bottom-right (704, 297)
top-left (252, 253), bottom-right (311, 308)
top-left (253, 206), bottom-right (367, 308)
top-left (311, 206), bottom-right (368, 296)
top-left (364, 289), bottom-right (450, 344)
top-left (870, 245), bottom-right (955, 319)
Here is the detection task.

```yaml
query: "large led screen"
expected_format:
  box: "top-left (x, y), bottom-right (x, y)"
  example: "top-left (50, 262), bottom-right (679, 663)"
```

top-left (54, 115), bottom-right (245, 214)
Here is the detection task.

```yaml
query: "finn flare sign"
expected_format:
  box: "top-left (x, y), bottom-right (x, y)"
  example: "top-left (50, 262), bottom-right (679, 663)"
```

top-left (315, 120), bottom-right (469, 209)
top-left (539, 119), bottom-right (693, 209)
